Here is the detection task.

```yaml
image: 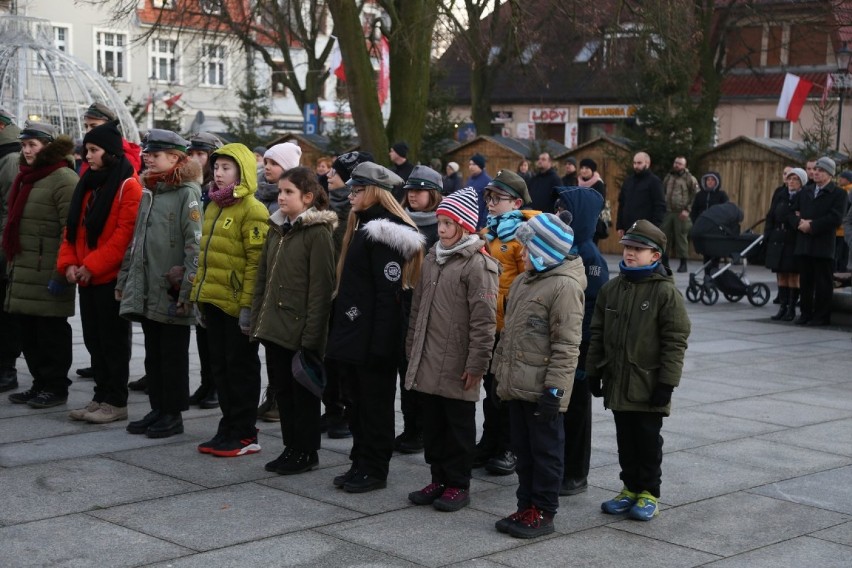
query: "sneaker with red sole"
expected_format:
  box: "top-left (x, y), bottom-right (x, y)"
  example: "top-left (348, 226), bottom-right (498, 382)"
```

top-left (197, 430), bottom-right (228, 454)
top-left (495, 509), bottom-right (525, 533)
top-left (408, 482), bottom-right (445, 505)
top-left (433, 487), bottom-right (470, 512)
top-left (507, 505), bottom-right (554, 539)
top-left (209, 430), bottom-right (261, 457)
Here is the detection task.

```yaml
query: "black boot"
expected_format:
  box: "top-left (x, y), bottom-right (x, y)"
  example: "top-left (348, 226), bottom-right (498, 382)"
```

top-left (677, 258), bottom-right (688, 273)
top-left (771, 287), bottom-right (788, 320)
top-left (199, 387), bottom-right (219, 409)
top-left (188, 383), bottom-right (209, 406)
top-left (783, 289), bottom-right (799, 322)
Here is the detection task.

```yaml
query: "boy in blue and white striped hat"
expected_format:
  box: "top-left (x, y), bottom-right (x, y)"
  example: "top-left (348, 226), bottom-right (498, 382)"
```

top-left (493, 211), bottom-right (586, 539)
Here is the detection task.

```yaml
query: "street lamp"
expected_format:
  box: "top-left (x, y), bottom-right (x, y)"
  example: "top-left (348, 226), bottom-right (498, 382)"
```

top-left (834, 42), bottom-right (851, 152)
top-left (148, 74), bottom-right (157, 131)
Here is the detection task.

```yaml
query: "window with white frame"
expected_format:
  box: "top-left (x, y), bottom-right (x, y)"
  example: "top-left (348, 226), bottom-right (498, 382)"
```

top-left (201, 44), bottom-right (226, 87)
top-left (36, 25), bottom-right (71, 74)
top-left (53, 26), bottom-right (69, 52)
top-left (150, 38), bottom-right (179, 83)
top-left (152, 0), bottom-right (176, 9)
top-left (199, 0), bottom-right (221, 14)
top-left (95, 31), bottom-right (128, 81)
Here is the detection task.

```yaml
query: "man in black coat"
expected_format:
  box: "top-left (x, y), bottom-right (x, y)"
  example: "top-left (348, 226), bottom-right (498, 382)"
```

top-left (616, 152), bottom-right (666, 237)
top-left (528, 151), bottom-right (563, 213)
top-left (792, 157), bottom-right (846, 326)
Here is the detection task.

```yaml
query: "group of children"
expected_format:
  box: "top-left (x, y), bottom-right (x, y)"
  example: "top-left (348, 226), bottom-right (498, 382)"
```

top-left (5, 116), bottom-right (690, 538)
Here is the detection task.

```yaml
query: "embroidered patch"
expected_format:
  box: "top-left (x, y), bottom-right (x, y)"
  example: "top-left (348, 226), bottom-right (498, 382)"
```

top-left (345, 306), bottom-right (361, 321)
top-left (500, 244), bottom-right (508, 252)
top-left (188, 200), bottom-right (199, 208)
top-left (194, 231), bottom-right (202, 244)
top-left (640, 300), bottom-right (650, 311)
top-left (189, 209), bottom-right (200, 222)
top-left (249, 225), bottom-right (264, 243)
top-left (192, 256), bottom-right (199, 267)
top-left (527, 315), bottom-right (548, 335)
top-left (383, 261), bottom-right (401, 282)
top-left (222, 217), bottom-right (234, 229)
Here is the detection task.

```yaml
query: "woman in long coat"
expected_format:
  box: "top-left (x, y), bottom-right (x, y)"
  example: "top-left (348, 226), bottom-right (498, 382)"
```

top-left (764, 168), bottom-right (805, 321)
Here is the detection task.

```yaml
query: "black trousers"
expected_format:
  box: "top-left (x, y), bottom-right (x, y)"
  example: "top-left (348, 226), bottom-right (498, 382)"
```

top-left (141, 319), bottom-right (190, 414)
top-left (265, 341), bottom-right (321, 452)
top-left (421, 393), bottom-right (475, 488)
top-left (79, 282), bottom-right (130, 406)
top-left (398, 358), bottom-right (422, 436)
top-left (322, 357), bottom-right (347, 419)
top-left (338, 358), bottom-right (397, 480)
top-left (482, 333), bottom-right (511, 453)
top-left (18, 314), bottom-right (72, 395)
top-left (563, 370), bottom-right (591, 481)
top-left (613, 410), bottom-right (664, 498)
top-left (509, 400), bottom-right (565, 514)
top-left (0, 278), bottom-right (21, 369)
top-left (797, 256), bottom-right (834, 322)
top-left (195, 325), bottom-right (212, 388)
top-left (204, 305), bottom-right (260, 438)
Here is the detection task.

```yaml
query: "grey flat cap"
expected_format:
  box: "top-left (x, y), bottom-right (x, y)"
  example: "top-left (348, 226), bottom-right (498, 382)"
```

top-left (19, 121), bottom-right (56, 141)
top-left (143, 129), bottom-right (189, 153)
top-left (84, 102), bottom-right (117, 122)
top-left (0, 108), bottom-right (15, 125)
top-left (346, 161), bottom-right (404, 191)
top-left (189, 132), bottom-right (223, 153)
top-left (403, 165), bottom-right (443, 191)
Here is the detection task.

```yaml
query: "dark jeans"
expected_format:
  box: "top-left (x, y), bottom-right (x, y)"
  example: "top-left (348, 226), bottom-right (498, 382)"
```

top-left (141, 319), bottom-right (190, 414)
top-left (797, 255), bottom-right (834, 322)
top-left (0, 277), bottom-right (21, 369)
top-left (398, 358), bottom-right (422, 436)
top-left (563, 370), bottom-right (591, 481)
top-left (510, 400), bottom-right (565, 514)
top-left (18, 314), bottom-right (72, 394)
top-left (265, 341), bottom-right (321, 452)
top-left (421, 393), bottom-right (475, 488)
top-left (204, 305), bottom-right (260, 438)
top-left (613, 410), bottom-right (664, 498)
top-left (337, 358), bottom-right (397, 480)
top-left (79, 282), bottom-right (130, 406)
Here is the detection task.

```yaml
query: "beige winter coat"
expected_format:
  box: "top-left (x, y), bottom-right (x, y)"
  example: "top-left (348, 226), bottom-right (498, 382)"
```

top-left (405, 236), bottom-right (499, 402)
top-left (494, 256), bottom-right (586, 410)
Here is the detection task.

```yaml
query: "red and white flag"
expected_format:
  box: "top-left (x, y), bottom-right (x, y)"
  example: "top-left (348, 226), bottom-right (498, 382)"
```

top-left (776, 73), bottom-right (813, 122)
top-left (330, 37), bottom-right (346, 81)
top-left (164, 93), bottom-right (182, 108)
top-left (377, 35), bottom-right (390, 107)
top-left (821, 73), bottom-right (834, 107)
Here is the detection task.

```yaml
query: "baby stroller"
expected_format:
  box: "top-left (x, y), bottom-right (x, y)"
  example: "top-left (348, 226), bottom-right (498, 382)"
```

top-left (686, 202), bottom-right (770, 306)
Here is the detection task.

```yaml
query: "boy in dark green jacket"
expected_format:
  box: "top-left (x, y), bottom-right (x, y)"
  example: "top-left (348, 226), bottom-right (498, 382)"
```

top-left (586, 219), bottom-right (690, 521)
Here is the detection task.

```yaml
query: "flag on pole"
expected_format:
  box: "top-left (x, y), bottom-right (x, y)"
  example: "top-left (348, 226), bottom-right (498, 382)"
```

top-left (330, 37), bottom-right (346, 81)
top-left (821, 73), bottom-right (834, 107)
top-left (377, 36), bottom-right (390, 107)
top-left (776, 73), bottom-right (813, 121)
top-left (164, 93), bottom-right (182, 108)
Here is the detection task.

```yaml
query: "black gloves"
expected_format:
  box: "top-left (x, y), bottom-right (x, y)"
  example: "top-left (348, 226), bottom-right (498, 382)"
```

top-left (534, 390), bottom-right (561, 422)
top-left (589, 376), bottom-right (603, 398)
top-left (650, 383), bottom-right (674, 407)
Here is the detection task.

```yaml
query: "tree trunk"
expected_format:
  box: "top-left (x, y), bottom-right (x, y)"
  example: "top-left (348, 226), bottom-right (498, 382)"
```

top-left (470, 61), bottom-right (496, 136)
top-left (327, 0), bottom-right (388, 159)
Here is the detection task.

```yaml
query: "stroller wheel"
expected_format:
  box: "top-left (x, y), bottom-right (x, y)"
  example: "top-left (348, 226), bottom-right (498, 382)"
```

top-left (724, 292), bottom-right (744, 303)
top-left (701, 286), bottom-right (719, 305)
top-left (686, 285), bottom-right (702, 303)
top-left (748, 283), bottom-right (771, 306)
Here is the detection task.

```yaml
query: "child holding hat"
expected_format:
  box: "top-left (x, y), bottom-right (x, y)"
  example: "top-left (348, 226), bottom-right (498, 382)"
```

top-left (587, 219), bottom-right (691, 521)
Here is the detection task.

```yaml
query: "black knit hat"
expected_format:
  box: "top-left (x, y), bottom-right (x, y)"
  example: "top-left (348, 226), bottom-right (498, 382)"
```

top-left (392, 141), bottom-right (408, 158)
top-left (579, 158), bottom-right (597, 172)
top-left (83, 120), bottom-right (124, 157)
top-left (332, 151), bottom-right (374, 183)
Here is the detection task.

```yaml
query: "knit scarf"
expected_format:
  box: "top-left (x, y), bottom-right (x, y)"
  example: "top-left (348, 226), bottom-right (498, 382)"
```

top-left (66, 155), bottom-right (135, 249)
top-left (578, 172), bottom-right (603, 188)
top-left (142, 157), bottom-right (187, 191)
top-left (328, 188), bottom-right (350, 212)
top-left (406, 208), bottom-right (437, 230)
top-left (3, 161), bottom-right (69, 259)
top-left (485, 210), bottom-right (525, 242)
top-left (209, 182), bottom-right (240, 208)
top-left (619, 260), bottom-right (662, 282)
top-left (435, 233), bottom-right (479, 265)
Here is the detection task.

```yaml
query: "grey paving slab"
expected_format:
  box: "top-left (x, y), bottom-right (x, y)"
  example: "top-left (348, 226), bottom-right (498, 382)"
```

top-left (757, 418), bottom-right (852, 457)
top-left (662, 408), bottom-right (784, 443)
top-left (697, 397), bottom-right (852, 427)
top-left (145, 530), bottom-right (419, 567)
top-left (766, 383), bottom-right (852, 412)
top-left (486, 526), bottom-right (720, 568)
top-left (611, 491), bottom-right (848, 556)
top-left (811, 521), bottom-right (852, 547)
top-left (703, 536), bottom-right (852, 567)
top-left (749, 465), bottom-right (852, 515)
top-left (0, 513), bottom-right (191, 567)
top-left (685, 437), bottom-right (852, 478)
top-left (685, 338), bottom-right (775, 355)
top-left (0, 457), bottom-right (201, 525)
top-left (91, 482), bottom-right (362, 551)
top-left (316, 507), bottom-right (524, 568)
top-left (750, 356), bottom-right (852, 379)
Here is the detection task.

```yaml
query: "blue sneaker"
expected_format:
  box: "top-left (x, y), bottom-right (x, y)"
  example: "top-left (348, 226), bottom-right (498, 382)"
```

top-left (601, 487), bottom-right (638, 515)
top-left (628, 491), bottom-right (659, 521)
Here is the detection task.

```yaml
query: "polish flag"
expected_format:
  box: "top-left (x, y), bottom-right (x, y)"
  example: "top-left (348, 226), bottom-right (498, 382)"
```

top-left (821, 73), bottom-right (834, 107)
top-left (776, 73), bottom-right (813, 122)
top-left (163, 93), bottom-right (182, 108)
top-left (377, 36), bottom-right (390, 107)
top-left (330, 38), bottom-right (346, 81)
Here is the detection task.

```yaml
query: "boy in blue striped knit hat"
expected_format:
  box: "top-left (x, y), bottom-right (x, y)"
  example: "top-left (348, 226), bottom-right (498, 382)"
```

top-left (492, 211), bottom-right (586, 538)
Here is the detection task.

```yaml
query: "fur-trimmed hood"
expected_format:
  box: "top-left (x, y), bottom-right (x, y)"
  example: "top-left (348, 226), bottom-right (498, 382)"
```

top-left (20, 135), bottom-right (75, 170)
top-left (362, 216), bottom-right (425, 259)
top-left (140, 157), bottom-right (203, 190)
top-left (269, 207), bottom-right (338, 230)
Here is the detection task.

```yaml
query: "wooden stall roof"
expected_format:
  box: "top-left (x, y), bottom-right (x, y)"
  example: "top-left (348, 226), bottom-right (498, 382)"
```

top-left (443, 135), bottom-right (569, 181)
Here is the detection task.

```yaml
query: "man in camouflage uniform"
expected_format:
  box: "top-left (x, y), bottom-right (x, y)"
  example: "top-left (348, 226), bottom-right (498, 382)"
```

top-left (661, 156), bottom-right (699, 273)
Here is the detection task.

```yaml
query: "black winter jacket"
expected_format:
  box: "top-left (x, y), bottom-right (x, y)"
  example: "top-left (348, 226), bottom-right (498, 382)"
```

top-left (789, 181), bottom-right (847, 259)
top-left (617, 169), bottom-right (665, 230)
top-left (528, 168), bottom-right (563, 213)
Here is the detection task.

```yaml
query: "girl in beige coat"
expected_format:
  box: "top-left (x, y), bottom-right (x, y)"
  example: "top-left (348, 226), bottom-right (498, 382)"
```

top-left (405, 187), bottom-right (498, 512)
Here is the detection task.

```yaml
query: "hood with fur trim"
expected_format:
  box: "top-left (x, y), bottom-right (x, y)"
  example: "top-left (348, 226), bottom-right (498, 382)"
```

top-left (269, 207), bottom-right (338, 230)
top-left (21, 135), bottom-right (75, 170)
top-left (140, 157), bottom-right (202, 190)
top-left (210, 143), bottom-right (258, 199)
top-left (362, 217), bottom-right (425, 259)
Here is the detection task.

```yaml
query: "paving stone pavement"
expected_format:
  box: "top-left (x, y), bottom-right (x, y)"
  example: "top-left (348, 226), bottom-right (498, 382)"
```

top-left (0, 258), bottom-right (850, 567)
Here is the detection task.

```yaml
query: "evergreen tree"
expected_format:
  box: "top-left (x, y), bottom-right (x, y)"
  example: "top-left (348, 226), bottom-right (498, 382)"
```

top-left (221, 73), bottom-right (271, 148)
